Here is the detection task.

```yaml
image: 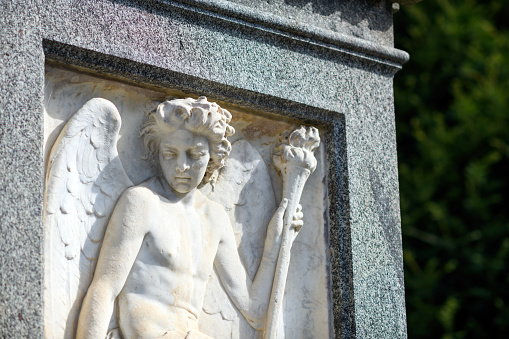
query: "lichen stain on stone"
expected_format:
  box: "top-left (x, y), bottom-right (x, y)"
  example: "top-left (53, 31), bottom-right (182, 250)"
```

top-left (231, 111), bottom-right (296, 140)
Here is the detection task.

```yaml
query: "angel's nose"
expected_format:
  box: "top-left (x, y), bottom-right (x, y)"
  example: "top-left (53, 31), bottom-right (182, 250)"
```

top-left (176, 154), bottom-right (190, 172)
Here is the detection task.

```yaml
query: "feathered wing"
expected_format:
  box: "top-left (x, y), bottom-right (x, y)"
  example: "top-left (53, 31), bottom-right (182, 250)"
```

top-left (199, 140), bottom-right (277, 339)
top-left (43, 98), bottom-right (133, 339)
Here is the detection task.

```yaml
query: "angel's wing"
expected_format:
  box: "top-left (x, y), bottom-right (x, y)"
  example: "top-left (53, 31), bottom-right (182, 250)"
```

top-left (199, 140), bottom-right (277, 339)
top-left (43, 98), bottom-right (133, 339)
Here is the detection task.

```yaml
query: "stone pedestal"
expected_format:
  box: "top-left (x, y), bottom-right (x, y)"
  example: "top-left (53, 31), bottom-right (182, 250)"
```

top-left (0, 1), bottom-right (409, 338)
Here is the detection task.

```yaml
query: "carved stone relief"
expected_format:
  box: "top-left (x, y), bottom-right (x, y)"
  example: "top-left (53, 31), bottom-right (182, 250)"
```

top-left (43, 66), bottom-right (330, 339)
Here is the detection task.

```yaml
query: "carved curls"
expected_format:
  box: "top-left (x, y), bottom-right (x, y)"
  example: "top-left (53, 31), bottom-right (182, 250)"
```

top-left (141, 96), bottom-right (235, 183)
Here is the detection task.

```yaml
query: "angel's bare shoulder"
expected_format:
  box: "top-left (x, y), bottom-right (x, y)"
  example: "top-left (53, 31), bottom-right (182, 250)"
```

top-left (112, 179), bottom-right (162, 219)
top-left (126, 176), bottom-right (164, 198)
top-left (196, 190), bottom-right (227, 214)
top-left (105, 181), bottom-right (163, 240)
top-left (195, 190), bottom-right (231, 233)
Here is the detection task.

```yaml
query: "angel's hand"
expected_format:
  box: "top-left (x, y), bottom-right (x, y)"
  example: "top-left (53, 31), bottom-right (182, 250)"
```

top-left (291, 204), bottom-right (304, 232)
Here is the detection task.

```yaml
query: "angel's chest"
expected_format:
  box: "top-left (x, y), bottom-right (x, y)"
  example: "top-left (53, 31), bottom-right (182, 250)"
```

top-left (145, 209), bottom-right (219, 274)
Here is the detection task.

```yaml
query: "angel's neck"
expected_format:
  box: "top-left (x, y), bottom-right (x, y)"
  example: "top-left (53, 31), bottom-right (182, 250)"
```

top-left (156, 175), bottom-right (196, 207)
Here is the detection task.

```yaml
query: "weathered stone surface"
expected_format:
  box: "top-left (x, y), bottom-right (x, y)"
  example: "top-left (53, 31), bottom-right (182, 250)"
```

top-left (0, 0), bottom-right (408, 338)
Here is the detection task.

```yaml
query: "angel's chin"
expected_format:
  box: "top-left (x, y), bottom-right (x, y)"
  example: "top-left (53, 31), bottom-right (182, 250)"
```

top-left (170, 183), bottom-right (195, 194)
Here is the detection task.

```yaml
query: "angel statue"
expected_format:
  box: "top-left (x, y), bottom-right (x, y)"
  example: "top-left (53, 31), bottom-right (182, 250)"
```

top-left (44, 96), bottom-right (320, 339)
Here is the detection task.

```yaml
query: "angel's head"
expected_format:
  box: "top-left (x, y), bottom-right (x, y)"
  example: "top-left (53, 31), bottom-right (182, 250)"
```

top-left (141, 96), bottom-right (235, 190)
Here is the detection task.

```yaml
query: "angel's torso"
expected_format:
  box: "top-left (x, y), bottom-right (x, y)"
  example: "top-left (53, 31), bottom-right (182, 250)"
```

top-left (117, 177), bottom-right (224, 339)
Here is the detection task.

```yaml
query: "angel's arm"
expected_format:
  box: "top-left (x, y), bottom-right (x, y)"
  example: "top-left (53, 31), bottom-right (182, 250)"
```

top-left (76, 187), bottom-right (150, 339)
top-left (214, 198), bottom-right (302, 330)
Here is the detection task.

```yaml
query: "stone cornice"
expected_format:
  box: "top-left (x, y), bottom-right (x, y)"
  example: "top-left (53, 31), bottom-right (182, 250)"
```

top-left (158, 0), bottom-right (410, 69)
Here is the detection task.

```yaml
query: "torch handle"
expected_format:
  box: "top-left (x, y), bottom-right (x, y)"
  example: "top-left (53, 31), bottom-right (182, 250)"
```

top-left (264, 167), bottom-right (310, 339)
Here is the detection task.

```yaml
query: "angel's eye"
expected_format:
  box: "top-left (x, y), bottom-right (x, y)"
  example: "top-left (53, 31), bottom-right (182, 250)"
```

top-left (189, 151), bottom-right (207, 159)
top-left (162, 151), bottom-right (177, 159)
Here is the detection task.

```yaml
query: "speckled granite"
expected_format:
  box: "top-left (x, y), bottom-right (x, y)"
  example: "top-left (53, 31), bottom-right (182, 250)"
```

top-left (1, 0), bottom-right (408, 337)
top-left (219, 0), bottom-right (396, 47)
top-left (0, 1), bottom-right (45, 337)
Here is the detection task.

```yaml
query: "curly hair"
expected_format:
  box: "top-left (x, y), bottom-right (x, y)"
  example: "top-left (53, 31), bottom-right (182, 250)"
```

top-left (141, 96), bottom-right (235, 184)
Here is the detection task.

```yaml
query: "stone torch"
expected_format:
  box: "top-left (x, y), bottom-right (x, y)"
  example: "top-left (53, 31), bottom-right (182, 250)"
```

top-left (264, 126), bottom-right (320, 339)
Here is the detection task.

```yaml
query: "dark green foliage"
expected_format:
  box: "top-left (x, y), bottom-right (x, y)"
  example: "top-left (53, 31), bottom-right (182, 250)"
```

top-left (394, 1), bottom-right (509, 338)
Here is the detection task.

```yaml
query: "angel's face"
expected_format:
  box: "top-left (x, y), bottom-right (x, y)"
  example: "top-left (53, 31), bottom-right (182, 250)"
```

top-left (158, 129), bottom-right (210, 194)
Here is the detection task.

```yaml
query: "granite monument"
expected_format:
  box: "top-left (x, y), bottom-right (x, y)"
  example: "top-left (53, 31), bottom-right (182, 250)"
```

top-left (0, 0), bottom-right (414, 338)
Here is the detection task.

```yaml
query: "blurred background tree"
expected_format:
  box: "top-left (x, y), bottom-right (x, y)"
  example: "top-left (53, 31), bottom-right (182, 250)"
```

top-left (394, 0), bottom-right (509, 338)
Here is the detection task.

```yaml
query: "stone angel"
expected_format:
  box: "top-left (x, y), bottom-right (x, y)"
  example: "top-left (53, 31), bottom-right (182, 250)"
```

top-left (43, 96), bottom-right (319, 339)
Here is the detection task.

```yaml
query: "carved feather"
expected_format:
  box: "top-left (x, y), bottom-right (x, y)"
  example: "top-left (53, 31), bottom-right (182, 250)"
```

top-left (43, 98), bottom-right (133, 339)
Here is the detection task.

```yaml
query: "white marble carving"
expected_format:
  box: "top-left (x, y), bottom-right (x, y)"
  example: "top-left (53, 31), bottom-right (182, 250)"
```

top-left (44, 98), bottom-right (133, 339)
top-left (265, 126), bottom-right (320, 339)
top-left (43, 93), bottom-right (322, 339)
